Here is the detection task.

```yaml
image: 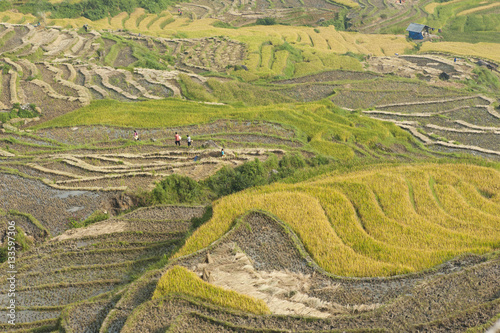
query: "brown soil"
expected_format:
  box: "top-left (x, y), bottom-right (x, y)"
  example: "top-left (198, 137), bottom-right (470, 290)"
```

top-left (108, 72), bottom-right (141, 96)
top-left (0, 72), bottom-right (11, 108)
top-left (113, 46), bottom-right (137, 68)
top-left (0, 207), bottom-right (202, 331)
top-left (0, 26), bottom-right (29, 53)
top-left (63, 295), bottom-right (119, 333)
top-left (102, 37), bottom-right (117, 54)
top-left (22, 81), bottom-right (83, 122)
top-left (123, 205), bottom-right (205, 221)
top-left (36, 64), bottom-right (79, 97)
top-left (274, 70), bottom-right (381, 84)
top-left (0, 173), bottom-right (118, 235)
top-left (273, 83), bottom-right (337, 102)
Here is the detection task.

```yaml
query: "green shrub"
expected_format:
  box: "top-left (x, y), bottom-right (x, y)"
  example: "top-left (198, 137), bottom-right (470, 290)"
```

top-left (212, 21), bottom-right (237, 29)
top-left (18, 0), bottom-right (181, 21)
top-left (256, 17), bottom-right (276, 25)
top-left (0, 1), bottom-right (12, 11)
top-left (0, 247), bottom-right (7, 263)
top-left (191, 206), bottom-right (213, 229)
top-left (82, 211), bottom-right (109, 226)
top-left (205, 158), bottom-right (268, 196)
top-left (308, 155), bottom-right (330, 167)
top-left (0, 226), bottom-right (33, 263)
top-left (263, 153), bottom-right (279, 170)
top-left (1, 64), bottom-right (11, 74)
top-left (14, 226), bottom-right (32, 251)
top-left (279, 152), bottom-right (306, 169)
top-left (205, 166), bottom-right (237, 197)
top-left (275, 153), bottom-right (306, 178)
top-left (152, 174), bottom-right (203, 204)
top-left (179, 74), bottom-right (217, 102)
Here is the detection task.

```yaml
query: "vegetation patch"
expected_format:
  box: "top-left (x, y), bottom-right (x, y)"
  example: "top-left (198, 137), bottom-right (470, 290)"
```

top-left (31, 99), bottom-right (418, 161)
top-left (153, 265), bottom-right (271, 315)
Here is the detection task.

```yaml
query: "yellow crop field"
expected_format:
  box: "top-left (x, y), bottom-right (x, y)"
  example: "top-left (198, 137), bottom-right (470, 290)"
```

top-left (0, 11), bottom-right (419, 66)
top-left (245, 53), bottom-right (260, 71)
top-left (137, 14), bottom-right (157, 31)
top-left (321, 30), bottom-right (349, 53)
top-left (271, 50), bottom-right (288, 73)
top-left (92, 17), bottom-right (113, 30)
top-left (318, 52), bottom-right (363, 71)
top-left (337, 32), bottom-right (363, 53)
top-left (109, 12), bottom-right (128, 29)
top-left (457, 2), bottom-right (500, 16)
top-left (331, 0), bottom-right (359, 8)
top-left (153, 266), bottom-right (271, 314)
top-left (174, 164), bottom-right (500, 277)
top-left (1, 12), bottom-right (35, 24)
top-left (260, 44), bottom-right (273, 69)
top-left (49, 17), bottom-right (92, 28)
top-left (7, 9), bottom-right (500, 71)
top-left (148, 13), bottom-right (174, 33)
top-left (293, 49), bottom-right (362, 76)
top-left (124, 8), bottom-right (146, 30)
top-left (420, 41), bottom-right (500, 63)
top-left (309, 31), bottom-right (329, 50)
top-left (281, 31), bottom-right (298, 44)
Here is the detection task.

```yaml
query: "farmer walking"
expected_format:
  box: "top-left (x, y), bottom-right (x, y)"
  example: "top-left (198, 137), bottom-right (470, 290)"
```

top-left (187, 135), bottom-right (192, 147)
top-left (175, 132), bottom-right (181, 146)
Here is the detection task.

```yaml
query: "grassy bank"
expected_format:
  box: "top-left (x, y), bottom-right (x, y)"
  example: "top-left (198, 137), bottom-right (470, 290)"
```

top-left (31, 99), bottom-right (419, 160)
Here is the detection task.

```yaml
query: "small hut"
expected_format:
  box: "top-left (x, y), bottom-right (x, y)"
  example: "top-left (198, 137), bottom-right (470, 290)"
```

top-left (406, 23), bottom-right (431, 40)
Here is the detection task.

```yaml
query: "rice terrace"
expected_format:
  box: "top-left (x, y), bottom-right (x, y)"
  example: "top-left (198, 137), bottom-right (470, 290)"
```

top-left (0, 0), bottom-right (499, 330)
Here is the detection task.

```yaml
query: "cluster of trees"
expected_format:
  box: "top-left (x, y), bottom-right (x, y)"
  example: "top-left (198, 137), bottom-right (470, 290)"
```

top-left (17, 0), bottom-right (178, 21)
top-left (149, 153), bottom-right (330, 204)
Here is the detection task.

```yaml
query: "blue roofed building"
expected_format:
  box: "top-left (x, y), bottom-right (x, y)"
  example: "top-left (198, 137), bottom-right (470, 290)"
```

top-left (406, 23), bottom-right (431, 40)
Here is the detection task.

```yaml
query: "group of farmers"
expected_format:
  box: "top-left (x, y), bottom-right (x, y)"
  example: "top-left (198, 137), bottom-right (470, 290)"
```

top-left (133, 130), bottom-right (225, 156)
top-left (133, 130), bottom-right (192, 146)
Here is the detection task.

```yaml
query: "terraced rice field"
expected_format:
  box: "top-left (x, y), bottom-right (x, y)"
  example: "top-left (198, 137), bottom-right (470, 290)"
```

top-left (361, 93), bottom-right (500, 159)
top-left (0, 3), bottom-right (498, 331)
top-left (0, 205), bottom-right (205, 332)
top-left (0, 121), bottom-right (293, 192)
top-left (5, 201), bottom-right (495, 332)
top-left (176, 163), bottom-right (500, 276)
top-left (0, 23), bottom-right (248, 120)
top-left (103, 209), bottom-right (499, 332)
top-left (0, 117), bottom-right (303, 239)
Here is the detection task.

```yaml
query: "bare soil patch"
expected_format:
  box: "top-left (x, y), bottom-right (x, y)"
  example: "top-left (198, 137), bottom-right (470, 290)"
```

top-left (123, 205), bottom-right (205, 221)
top-left (0, 25), bottom-right (28, 53)
top-left (22, 81), bottom-right (83, 122)
top-left (274, 70), bottom-right (381, 84)
top-left (273, 83), bottom-right (337, 102)
top-left (113, 46), bottom-right (137, 68)
top-left (108, 72), bottom-right (141, 96)
top-left (0, 173), bottom-right (117, 235)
